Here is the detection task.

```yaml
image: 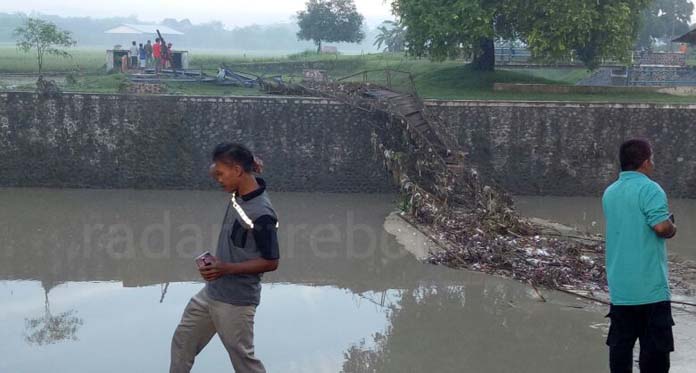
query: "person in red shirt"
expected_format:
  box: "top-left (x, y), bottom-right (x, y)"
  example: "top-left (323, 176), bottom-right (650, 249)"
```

top-left (152, 38), bottom-right (162, 73)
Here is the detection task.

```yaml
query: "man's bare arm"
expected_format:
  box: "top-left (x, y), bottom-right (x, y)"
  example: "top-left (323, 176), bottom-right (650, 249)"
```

top-left (200, 257), bottom-right (278, 281)
top-left (653, 220), bottom-right (677, 239)
top-left (224, 258), bottom-right (278, 275)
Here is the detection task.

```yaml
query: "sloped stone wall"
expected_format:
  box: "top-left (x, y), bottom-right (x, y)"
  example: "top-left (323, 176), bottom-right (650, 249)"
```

top-left (3, 92), bottom-right (695, 197)
top-left (426, 100), bottom-right (696, 198)
top-left (0, 92), bottom-right (394, 192)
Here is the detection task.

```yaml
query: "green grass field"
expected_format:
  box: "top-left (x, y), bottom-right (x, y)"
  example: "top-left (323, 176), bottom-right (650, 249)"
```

top-left (1, 46), bottom-right (695, 103)
top-left (0, 46), bottom-right (105, 73)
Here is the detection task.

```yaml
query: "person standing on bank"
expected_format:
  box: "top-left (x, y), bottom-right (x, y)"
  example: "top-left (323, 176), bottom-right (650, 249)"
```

top-left (602, 139), bottom-right (677, 373)
top-left (144, 40), bottom-right (153, 67)
top-left (170, 143), bottom-right (278, 373)
top-left (138, 43), bottom-right (147, 71)
top-left (129, 41), bottom-right (138, 70)
top-left (153, 38), bottom-right (162, 74)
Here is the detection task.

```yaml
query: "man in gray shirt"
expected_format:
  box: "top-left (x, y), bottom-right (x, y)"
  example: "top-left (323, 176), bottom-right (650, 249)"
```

top-left (170, 143), bottom-right (279, 373)
top-left (129, 41), bottom-right (138, 69)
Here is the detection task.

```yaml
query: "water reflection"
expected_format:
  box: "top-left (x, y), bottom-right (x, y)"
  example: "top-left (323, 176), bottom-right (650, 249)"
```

top-left (1, 281), bottom-right (394, 373)
top-left (342, 281), bottom-right (607, 373)
top-left (0, 188), bottom-right (611, 372)
top-left (23, 279), bottom-right (83, 346)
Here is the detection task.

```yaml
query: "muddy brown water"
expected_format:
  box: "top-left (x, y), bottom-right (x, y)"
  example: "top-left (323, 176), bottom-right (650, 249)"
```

top-left (1, 189), bottom-right (693, 372)
top-left (515, 196), bottom-right (696, 263)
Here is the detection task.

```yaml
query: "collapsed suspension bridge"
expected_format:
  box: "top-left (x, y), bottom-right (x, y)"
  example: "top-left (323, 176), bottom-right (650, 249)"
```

top-left (264, 69), bottom-right (696, 305)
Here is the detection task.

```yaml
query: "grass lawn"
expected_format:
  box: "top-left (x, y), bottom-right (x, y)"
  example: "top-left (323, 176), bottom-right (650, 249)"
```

top-left (0, 46), bottom-right (106, 73)
top-left (502, 67), bottom-right (592, 84)
top-left (64, 74), bottom-right (126, 93)
top-left (1, 47), bottom-right (695, 103)
top-left (410, 65), bottom-right (696, 103)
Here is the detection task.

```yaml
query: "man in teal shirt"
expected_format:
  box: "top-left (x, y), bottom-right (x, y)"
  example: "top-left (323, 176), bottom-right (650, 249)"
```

top-left (602, 139), bottom-right (677, 373)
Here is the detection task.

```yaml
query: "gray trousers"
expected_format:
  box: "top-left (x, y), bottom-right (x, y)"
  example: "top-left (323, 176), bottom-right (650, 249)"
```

top-left (170, 289), bottom-right (266, 373)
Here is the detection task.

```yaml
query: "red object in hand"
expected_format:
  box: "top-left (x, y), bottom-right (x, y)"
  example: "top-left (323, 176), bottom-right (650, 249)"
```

top-left (195, 251), bottom-right (214, 268)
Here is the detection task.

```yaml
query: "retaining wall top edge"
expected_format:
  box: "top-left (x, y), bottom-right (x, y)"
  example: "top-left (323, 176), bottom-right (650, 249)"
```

top-left (423, 99), bottom-right (696, 109)
top-left (0, 90), bottom-right (342, 105)
top-left (3, 90), bottom-right (695, 109)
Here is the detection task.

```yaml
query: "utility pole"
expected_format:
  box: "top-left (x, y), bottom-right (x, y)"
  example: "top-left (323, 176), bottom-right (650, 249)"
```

top-left (670, 2), bottom-right (676, 52)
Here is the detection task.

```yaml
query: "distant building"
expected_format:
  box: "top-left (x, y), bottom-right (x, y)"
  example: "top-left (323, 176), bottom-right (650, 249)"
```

top-left (320, 45), bottom-right (338, 54)
top-left (672, 28), bottom-right (696, 46)
top-left (103, 24), bottom-right (184, 36)
top-left (103, 24), bottom-right (187, 72)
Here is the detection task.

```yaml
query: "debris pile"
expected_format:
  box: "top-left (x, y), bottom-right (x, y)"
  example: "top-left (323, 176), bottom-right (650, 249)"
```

top-left (36, 76), bottom-right (62, 97)
top-left (425, 214), bottom-right (607, 291)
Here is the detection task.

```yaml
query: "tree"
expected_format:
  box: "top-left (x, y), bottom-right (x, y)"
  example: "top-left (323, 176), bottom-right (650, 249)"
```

top-left (374, 20), bottom-right (406, 53)
top-left (637, 0), bottom-right (694, 49)
top-left (13, 18), bottom-right (76, 75)
top-left (24, 279), bottom-right (83, 346)
top-left (162, 18), bottom-right (194, 31)
top-left (393, 0), bottom-right (652, 71)
top-left (297, 0), bottom-right (365, 53)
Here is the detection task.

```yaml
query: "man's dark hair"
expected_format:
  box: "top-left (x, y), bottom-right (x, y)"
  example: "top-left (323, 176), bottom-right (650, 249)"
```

top-left (132, 41), bottom-right (136, 45)
top-left (620, 139), bottom-right (652, 171)
top-left (155, 37), bottom-right (160, 42)
top-left (212, 143), bottom-right (255, 172)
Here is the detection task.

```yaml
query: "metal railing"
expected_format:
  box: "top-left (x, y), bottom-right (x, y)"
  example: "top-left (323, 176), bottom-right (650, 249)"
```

top-left (334, 69), bottom-right (451, 168)
top-left (337, 69), bottom-right (419, 97)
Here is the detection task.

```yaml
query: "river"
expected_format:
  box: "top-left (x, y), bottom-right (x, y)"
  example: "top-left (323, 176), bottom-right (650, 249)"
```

top-left (0, 189), bottom-right (693, 372)
top-left (515, 196), bottom-right (696, 263)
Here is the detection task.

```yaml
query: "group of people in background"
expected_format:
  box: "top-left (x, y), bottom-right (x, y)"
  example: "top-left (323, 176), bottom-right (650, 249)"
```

top-left (126, 38), bottom-right (173, 72)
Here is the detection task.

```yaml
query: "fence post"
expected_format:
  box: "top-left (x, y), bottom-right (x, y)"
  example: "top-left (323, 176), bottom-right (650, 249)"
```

top-left (409, 74), bottom-right (418, 98)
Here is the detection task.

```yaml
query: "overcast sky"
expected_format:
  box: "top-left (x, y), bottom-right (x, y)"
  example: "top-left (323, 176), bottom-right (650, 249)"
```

top-left (0, 0), bottom-right (394, 27)
top-left (2, 1), bottom-right (695, 28)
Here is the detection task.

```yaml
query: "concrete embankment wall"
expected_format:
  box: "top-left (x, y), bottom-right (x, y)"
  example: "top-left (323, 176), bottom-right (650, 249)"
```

top-left (2, 91), bottom-right (695, 197)
top-left (0, 92), bottom-right (393, 192)
top-left (426, 100), bottom-right (696, 197)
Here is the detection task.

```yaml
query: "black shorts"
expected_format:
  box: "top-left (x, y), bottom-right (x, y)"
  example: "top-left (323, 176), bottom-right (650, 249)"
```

top-left (606, 300), bottom-right (675, 352)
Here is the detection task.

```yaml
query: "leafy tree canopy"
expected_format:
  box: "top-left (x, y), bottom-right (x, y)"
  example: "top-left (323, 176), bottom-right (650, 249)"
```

top-left (297, 0), bottom-right (365, 52)
top-left (393, 0), bottom-right (652, 70)
top-left (14, 17), bottom-right (76, 74)
top-left (374, 20), bottom-right (407, 53)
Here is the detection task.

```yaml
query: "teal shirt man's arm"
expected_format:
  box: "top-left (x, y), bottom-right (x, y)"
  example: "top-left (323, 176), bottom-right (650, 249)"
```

top-left (641, 183), bottom-right (676, 238)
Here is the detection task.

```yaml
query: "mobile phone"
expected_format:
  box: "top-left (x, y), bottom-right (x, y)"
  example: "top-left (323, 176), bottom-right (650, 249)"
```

top-left (669, 214), bottom-right (675, 224)
top-left (195, 251), bottom-right (214, 268)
